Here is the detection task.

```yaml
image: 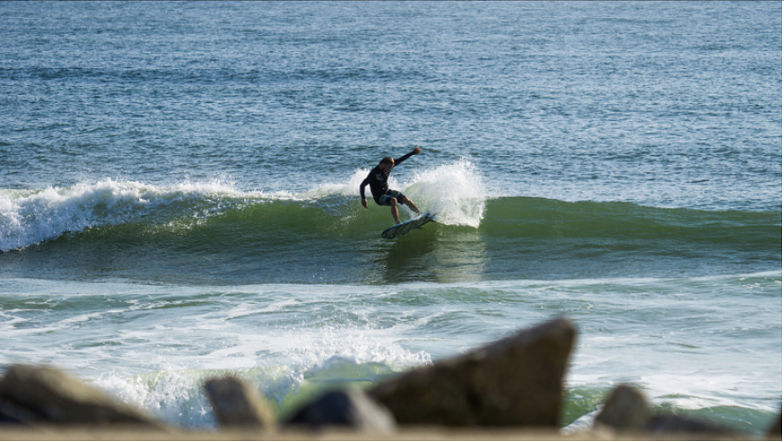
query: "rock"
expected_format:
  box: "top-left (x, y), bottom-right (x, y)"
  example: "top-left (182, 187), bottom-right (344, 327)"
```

top-left (646, 412), bottom-right (739, 437)
top-left (593, 385), bottom-right (651, 430)
top-left (767, 409), bottom-right (781, 439)
top-left (286, 388), bottom-right (396, 433)
top-left (593, 385), bottom-right (746, 438)
top-left (369, 317), bottom-right (576, 427)
top-left (204, 376), bottom-right (276, 430)
top-left (0, 364), bottom-right (166, 429)
top-left (0, 396), bottom-right (41, 425)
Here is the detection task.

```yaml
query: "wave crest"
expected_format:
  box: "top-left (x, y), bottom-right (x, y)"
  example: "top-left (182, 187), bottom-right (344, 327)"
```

top-left (0, 179), bottom-right (258, 252)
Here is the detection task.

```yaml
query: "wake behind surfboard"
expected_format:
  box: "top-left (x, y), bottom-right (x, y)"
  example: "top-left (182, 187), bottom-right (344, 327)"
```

top-left (381, 212), bottom-right (436, 239)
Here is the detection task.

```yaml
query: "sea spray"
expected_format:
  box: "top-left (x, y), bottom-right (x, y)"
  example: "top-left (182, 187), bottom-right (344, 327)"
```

top-left (319, 160), bottom-right (487, 226)
top-left (404, 161), bottom-right (487, 227)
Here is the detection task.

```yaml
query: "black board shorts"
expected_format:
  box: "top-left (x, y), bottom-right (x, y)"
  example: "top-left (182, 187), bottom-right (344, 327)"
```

top-left (375, 190), bottom-right (404, 206)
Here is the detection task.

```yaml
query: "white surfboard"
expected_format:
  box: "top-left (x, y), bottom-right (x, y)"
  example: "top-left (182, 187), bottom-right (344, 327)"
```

top-left (381, 212), bottom-right (436, 239)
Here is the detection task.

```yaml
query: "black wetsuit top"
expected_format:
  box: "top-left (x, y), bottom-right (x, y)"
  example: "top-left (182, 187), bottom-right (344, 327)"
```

top-left (360, 151), bottom-right (416, 203)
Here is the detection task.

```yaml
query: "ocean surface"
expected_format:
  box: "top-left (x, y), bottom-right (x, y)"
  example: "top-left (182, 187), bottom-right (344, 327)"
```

top-left (0, 1), bottom-right (780, 435)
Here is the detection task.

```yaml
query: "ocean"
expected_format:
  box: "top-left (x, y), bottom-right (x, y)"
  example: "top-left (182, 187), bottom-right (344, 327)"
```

top-left (0, 1), bottom-right (780, 435)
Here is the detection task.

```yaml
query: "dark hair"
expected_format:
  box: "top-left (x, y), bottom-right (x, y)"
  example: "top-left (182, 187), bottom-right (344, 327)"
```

top-left (379, 157), bottom-right (395, 166)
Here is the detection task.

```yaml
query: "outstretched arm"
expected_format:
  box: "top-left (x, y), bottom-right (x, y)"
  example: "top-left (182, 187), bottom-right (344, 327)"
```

top-left (394, 147), bottom-right (422, 167)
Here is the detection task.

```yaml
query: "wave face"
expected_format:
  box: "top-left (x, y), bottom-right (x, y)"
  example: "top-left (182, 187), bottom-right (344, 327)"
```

top-left (1, 176), bottom-right (779, 285)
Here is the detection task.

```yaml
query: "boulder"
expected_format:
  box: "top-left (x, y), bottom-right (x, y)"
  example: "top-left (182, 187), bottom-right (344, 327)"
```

top-left (0, 396), bottom-right (41, 424)
top-left (768, 409), bottom-right (781, 439)
top-left (286, 388), bottom-right (396, 433)
top-left (593, 384), bottom-right (651, 430)
top-left (0, 364), bottom-right (166, 429)
top-left (369, 317), bottom-right (576, 427)
top-left (204, 376), bottom-right (276, 430)
top-left (646, 412), bottom-right (739, 437)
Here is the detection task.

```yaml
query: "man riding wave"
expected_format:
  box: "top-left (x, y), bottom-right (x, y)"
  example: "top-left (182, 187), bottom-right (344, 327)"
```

top-left (360, 147), bottom-right (422, 224)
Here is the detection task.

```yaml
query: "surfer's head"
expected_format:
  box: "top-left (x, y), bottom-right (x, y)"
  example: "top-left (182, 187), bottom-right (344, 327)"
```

top-left (379, 157), bottom-right (395, 172)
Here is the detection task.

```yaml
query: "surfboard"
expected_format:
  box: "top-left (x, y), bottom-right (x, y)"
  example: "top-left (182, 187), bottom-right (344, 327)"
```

top-left (381, 212), bottom-right (436, 239)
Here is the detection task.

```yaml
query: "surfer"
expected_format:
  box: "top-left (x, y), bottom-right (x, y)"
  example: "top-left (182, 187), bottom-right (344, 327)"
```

top-left (360, 147), bottom-right (422, 224)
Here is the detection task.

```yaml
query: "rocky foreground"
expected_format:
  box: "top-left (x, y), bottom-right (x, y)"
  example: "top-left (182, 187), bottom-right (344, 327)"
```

top-left (0, 318), bottom-right (780, 440)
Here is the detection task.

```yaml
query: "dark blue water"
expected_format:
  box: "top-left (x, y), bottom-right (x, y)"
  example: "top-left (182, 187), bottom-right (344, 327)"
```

top-left (0, 2), bottom-right (780, 210)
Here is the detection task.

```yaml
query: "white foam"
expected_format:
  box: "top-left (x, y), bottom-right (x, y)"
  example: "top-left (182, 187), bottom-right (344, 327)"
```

top-left (88, 320), bottom-right (433, 427)
top-left (0, 161), bottom-right (488, 250)
top-left (94, 367), bottom-right (216, 428)
top-left (403, 160), bottom-right (487, 227)
top-left (0, 179), bottom-right (264, 251)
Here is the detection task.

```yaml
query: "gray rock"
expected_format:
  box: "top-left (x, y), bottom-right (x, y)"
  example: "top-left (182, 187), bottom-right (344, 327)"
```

top-left (286, 388), bottom-right (396, 433)
top-left (0, 364), bottom-right (166, 429)
top-left (594, 385), bottom-right (651, 430)
top-left (369, 317), bottom-right (576, 427)
top-left (204, 376), bottom-right (276, 430)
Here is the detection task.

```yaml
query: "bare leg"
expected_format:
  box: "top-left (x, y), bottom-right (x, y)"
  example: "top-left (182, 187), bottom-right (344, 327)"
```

top-left (400, 196), bottom-right (421, 215)
top-left (390, 198), bottom-right (401, 224)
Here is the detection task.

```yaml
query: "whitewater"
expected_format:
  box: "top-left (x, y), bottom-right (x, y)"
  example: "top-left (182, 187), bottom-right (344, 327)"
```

top-left (0, 161), bottom-right (487, 253)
